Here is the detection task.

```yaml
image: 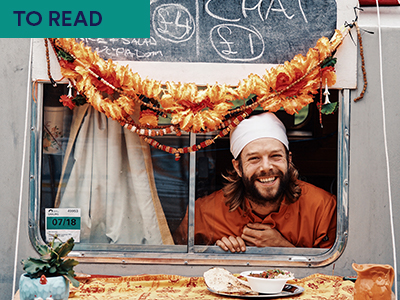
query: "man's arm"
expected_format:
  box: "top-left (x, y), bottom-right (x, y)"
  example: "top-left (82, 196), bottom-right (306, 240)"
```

top-left (215, 223), bottom-right (294, 252)
top-left (242, 223), bottom-right (295, 248)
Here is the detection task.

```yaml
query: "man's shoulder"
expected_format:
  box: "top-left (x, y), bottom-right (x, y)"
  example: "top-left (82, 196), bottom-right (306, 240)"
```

top-left (195, 189), bottom-right (226, 207)
top-left (297, 180), bottom-right (336, 204)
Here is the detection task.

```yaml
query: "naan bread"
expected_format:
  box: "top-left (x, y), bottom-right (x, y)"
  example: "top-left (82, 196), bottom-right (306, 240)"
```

top-left (203, 267), bottom-right (257, 295)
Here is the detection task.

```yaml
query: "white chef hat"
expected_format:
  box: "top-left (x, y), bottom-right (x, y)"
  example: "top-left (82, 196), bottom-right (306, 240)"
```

top-left (230, 112), bottom-right (289, 159)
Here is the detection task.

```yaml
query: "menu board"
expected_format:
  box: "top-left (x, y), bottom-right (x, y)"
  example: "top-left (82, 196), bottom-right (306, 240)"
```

top-left (79, 0), bottom-right (337, 65)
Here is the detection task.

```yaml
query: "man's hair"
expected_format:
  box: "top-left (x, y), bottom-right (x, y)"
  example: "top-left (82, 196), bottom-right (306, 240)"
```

top-left (222, 150), bottom-right (302, 212)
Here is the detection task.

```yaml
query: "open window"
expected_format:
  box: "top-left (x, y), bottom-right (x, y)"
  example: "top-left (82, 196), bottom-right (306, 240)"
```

top-left (30, 77), bottom-right (350, 267)
top-left (28, 0), bottom-right (356, 265)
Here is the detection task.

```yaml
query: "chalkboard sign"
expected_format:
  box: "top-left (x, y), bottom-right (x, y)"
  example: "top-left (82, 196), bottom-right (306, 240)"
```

top-left (33, 0), bottom-right (356, 88)
top-left (78, 0), bottom-right (337, 65)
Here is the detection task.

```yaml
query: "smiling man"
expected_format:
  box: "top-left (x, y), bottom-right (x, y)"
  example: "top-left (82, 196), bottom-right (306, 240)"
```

top-left (173, 112), bottom-right (337, 252)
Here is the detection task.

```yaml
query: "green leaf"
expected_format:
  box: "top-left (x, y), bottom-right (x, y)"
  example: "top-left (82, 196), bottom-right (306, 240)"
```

top-left (321, 56), bottom-right (337, 68)
top-left (22, 237), bottom-right (78, 279)
top-left (57, 238), bottom-right (75, 258)
top-left (60, 258), bottom-right (79, 272)
top-left (40, 253), bottom-right (52, 260)
top-left (65, 271), bottom-right (80, 288)
top-left (36, 245), bottom-right (50, 256)
top-left (58, 50), bottom-right (75, 62)
top-left (52, 240), bottom-right (63, 252)
top-left (22, 258), bottom-right (50, 275)
top-left (73, 95), bottom-right (87, 106)
top-left (321, 102), bottom-right (338, 114)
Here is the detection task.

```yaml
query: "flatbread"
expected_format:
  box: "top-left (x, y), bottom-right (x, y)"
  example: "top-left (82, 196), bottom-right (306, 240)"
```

top-left (203, 267), bottom-right (257, 295)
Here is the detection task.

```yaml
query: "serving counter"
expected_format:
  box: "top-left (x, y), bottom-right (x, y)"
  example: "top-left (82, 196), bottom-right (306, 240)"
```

top-left (64, 273), bottom-right (354, 299)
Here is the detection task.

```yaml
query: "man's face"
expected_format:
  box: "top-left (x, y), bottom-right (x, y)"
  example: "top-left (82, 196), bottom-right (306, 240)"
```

top-left (232, 138), bottom-right (290, 205)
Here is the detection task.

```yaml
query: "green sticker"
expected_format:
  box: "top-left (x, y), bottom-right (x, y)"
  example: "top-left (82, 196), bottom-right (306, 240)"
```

top-left (46, 216), bottom-right (81, 230)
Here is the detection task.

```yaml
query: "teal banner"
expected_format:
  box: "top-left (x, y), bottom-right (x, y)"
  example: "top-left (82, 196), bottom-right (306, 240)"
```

top-left (2, 1), bottom-right (149, 38)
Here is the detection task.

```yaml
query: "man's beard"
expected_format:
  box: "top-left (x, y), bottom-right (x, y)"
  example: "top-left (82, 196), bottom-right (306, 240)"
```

top-left (242, 169), bottom-right (290, 206)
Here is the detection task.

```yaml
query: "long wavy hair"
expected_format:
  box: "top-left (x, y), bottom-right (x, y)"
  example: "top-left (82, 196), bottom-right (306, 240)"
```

top-left (222, 150), bottom-right (302, 212)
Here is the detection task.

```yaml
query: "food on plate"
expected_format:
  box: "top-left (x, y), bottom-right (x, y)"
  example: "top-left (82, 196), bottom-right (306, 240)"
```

top-left (203, 267), bottom-right (258, 295)
top-left (248, 269), bottom-right (294, 279)
top-left (240, 269), bottom-right (295, 294)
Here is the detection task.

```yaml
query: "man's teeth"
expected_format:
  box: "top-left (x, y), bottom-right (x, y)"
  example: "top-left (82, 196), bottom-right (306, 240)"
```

top-left (259, 177), bottom-right (276, 183)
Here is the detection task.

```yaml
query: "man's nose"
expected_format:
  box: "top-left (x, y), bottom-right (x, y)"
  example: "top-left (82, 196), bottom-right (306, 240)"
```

top-left (260, 157), bottom-right (273, 171)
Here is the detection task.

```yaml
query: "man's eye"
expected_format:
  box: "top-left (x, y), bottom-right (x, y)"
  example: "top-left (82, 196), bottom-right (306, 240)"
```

top-left (248, 157), bottom-right (259, 161)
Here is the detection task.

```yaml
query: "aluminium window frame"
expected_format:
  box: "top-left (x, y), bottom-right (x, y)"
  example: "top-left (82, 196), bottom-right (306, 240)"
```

top-left (28, 83), bottom-right (350, 267)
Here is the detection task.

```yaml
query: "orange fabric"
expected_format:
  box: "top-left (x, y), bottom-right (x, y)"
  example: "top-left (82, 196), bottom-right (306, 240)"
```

top-left (174, 181), bottom-right (337, 248)
top-left (68, 273), bottom-right (354, 300)
top-left (288, 274), bottom-right (354, 299)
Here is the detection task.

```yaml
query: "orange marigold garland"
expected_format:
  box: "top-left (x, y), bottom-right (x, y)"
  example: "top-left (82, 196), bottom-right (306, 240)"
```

top-left (48, 29), bottom-right (344, 159)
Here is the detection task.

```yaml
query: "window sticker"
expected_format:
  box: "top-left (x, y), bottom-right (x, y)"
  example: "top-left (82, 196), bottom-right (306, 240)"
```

top-left (45, 208), bottom-right (81, 243)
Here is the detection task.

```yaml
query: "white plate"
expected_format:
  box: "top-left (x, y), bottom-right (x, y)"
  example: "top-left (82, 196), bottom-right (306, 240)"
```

top-left (207, 284), bottom-right (305, 298)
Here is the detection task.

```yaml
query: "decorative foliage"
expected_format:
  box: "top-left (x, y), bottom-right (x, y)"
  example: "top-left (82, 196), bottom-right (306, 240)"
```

top-left (321, 102), bottom-right (339, 114)
top-left (47, 30), bottom-right (345, 158)
top-left (21, 236), bottom-right (80, 287)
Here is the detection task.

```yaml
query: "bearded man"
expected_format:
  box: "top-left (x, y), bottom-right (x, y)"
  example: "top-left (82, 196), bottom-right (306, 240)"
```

top-left (173, 112), bottom-right (337, 252)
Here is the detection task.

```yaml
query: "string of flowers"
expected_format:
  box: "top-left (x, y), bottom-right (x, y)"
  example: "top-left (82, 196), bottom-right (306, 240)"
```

top-left (50, 28), bottom-right (345, 159)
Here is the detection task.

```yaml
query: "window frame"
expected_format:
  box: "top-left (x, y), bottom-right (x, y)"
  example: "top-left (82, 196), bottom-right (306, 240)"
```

top-left (28, 83), bottom-right (350, 267)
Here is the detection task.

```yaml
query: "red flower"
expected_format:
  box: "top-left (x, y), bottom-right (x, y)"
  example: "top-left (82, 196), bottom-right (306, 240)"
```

top-left (59, 95), bottom-right (75, 110)
top-left (178, 96), bottom-right (214, 114)
top-left (321, 66), bottom-right (335, 77)
top-left (59, 59), bottom-right (76, 70)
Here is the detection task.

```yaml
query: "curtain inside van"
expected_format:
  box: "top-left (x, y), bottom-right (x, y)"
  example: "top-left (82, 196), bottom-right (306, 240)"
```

top-left (55, 104), bottom-right (173, 245)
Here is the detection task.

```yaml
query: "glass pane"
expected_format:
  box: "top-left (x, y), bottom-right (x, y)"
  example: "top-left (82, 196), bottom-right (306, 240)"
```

top-left (151, 136), bottom-right (190, 237)
top-left (184, 94), bottom-right (338, 250)
top-left (39, 83), bottom-right (190, 246)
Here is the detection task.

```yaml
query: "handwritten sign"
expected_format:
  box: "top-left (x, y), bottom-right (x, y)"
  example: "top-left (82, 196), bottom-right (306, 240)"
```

top-left (79, 0), bottom-right (336, 65)
top-left (33, 0), bottom-right (357, 88)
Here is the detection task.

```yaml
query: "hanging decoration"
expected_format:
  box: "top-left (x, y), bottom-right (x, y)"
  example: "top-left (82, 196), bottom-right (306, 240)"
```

top-left (49, 28), bottom-right (345, 160)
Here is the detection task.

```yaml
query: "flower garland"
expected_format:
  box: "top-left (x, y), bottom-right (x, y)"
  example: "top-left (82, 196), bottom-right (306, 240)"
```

top-left (50, 29), bottom-right (344, 159)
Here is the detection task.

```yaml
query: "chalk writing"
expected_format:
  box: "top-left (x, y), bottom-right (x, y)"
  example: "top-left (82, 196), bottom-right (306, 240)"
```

top-left (210, 24), bottom-right (264, 62)
top-left (153, 4), bottom-right (196, 43)
top-left (79, 0), bottom-right (336, 64)
top-left (94, 47), bottom-right (163, 60)
top-left (205, 0), bottom-right (307, 23)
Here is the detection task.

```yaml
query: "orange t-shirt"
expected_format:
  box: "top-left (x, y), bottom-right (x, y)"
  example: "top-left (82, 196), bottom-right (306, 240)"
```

top-left (174, 181), bottom-right (337, 248)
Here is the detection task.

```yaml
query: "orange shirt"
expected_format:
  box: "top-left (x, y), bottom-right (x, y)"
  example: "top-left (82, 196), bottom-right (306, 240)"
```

top-left (174, 181), bottom-right (337, 248)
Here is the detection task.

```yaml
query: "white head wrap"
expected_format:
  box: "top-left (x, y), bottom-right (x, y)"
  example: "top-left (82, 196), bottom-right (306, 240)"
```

top-left (230, 112), bottom-right (289, 159)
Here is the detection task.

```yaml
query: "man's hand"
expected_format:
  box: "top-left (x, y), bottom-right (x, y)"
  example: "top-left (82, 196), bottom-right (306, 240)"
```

top-left (241, 223), bottom-right (295, 248)
top-left (215, 236), bottom-right (247, 253)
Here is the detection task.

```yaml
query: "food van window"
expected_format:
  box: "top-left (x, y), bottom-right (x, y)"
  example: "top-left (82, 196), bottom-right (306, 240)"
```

top-left (30, 83), bottom-right (349, 266)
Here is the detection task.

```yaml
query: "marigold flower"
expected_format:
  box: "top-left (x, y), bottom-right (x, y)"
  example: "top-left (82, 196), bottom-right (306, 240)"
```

top-left (59, 95), bottom-right (75, 110)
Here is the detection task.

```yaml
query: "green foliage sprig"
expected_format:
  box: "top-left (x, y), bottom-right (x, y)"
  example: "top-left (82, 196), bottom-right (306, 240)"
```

top-left (21, 236), bottom-right (79, 287)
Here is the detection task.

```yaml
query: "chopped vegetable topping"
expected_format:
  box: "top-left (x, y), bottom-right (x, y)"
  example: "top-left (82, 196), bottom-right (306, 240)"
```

top-left (249, 269), bottom-right (293, 279)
